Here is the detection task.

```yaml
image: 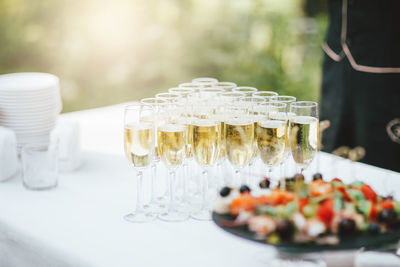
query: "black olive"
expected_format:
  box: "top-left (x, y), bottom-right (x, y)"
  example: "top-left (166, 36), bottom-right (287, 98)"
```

top-left (367, 223), bottom-right (380, 234)
top-left (219, 186), bottom-right (231, 197)
top-left (378, 209), bottom-right (398, 227)
top-left (293, 173), bottom-right (305, 181)
top-left (276, 220), bottom-right (295, 241)
top-left (259, 179), bottom-right (270, 189)
top-left (338, 218), bottom-right (357, 236)
top-left (239, 185), bottom-right (251, 194)
top-left (313, 173), bottom-right (323, 181)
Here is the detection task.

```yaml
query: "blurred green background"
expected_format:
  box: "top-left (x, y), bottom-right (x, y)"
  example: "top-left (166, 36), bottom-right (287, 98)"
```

top-left (0, 0), bottom-right (327, 113)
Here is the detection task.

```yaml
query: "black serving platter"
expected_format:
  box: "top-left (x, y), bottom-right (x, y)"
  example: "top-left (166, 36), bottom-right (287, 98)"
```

top-left (212, 212), bottom-right (400, 254)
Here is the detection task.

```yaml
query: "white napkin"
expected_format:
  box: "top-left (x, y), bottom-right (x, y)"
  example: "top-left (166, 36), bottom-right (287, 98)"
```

top-left (51, 121), bottom-right (81, 172)
top-left (0, 127), bottom-right (18, 181)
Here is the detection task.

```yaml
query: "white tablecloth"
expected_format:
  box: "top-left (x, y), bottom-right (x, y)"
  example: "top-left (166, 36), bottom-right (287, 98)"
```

top-left (0, 104), bottom-right (399, 267)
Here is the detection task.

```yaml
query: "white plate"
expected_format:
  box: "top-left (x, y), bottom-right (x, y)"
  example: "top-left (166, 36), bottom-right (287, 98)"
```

top-left (0, 112), bottom-right (59, 119)
top-left (0, 104), bottom-right (61, 114)
top-left (0, 93), bottom-right (60, 103)
top-left (0, 103), bottom-right (60, 111)
top-left (0, 117), bottom-right (56, 125)
top-left (0, 73), bottom-right (59, 92)
top-left (0, 86), bottom-right (59, 96)
top-left (1, 122), bottom-right (56, 130)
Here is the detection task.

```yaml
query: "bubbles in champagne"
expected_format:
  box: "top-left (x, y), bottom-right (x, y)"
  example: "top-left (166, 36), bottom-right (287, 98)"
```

top-left (124, 123), bottom-right (154, 168)
top-left (157, 124), bottom-right (186, 168)
top-left (225, 119), bottom-right (255, 168)
top-left (256, 120), bottom-right (287, 166)
top-left (191, 119), bottom-right (221, 166)
top-left (290, 116), bottom-right (319, 167)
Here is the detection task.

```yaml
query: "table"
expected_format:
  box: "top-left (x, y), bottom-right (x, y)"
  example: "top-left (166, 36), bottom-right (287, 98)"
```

top-left (1, 104), bottom-right (399, 267)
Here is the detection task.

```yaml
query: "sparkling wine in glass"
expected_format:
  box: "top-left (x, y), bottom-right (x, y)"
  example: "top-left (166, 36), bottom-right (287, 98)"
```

top-left (289, 101), bottom-right (319, 174)
top-left (157, 121), bottom-right (189, 222)
top-left (124, 103), bottom-right (155, 223)
top-left (225, 116), bottom-right (255, 187)
top-left (140, 98), bottom-right (169, 213)
top-left (255, 102), bottom-right (288, 184)
top-left (190, 118), bottom-right (221, 221)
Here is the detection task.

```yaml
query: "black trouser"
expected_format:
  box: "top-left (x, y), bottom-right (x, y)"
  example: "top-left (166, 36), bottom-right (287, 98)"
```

top-left (320, 55), bottom-right (400, 172)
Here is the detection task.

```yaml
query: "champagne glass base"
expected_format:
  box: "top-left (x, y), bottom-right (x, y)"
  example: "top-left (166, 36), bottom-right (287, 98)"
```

top-left (191, 210), bottom-right (211, 221)
top-left (158, 211), bottom-right (189, 222)
top-left (124, 212), bottom-right (156, 223)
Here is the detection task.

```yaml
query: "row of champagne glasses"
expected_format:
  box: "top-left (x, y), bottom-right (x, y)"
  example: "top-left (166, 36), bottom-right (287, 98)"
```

top-left (123, 77), bottom-right (319, 223)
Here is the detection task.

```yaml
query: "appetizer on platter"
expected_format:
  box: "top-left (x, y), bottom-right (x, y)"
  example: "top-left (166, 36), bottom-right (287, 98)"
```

top-left (214, 174), bottom-right (400, 245)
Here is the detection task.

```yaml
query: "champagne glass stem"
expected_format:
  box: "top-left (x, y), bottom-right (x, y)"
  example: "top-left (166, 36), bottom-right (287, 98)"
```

top-left (135, 170), bottom-right (144, 213)
top-left (234, 169), bottom-right (241, 187)
top-left (217, 163), bottom-right (223, 190)
top-left (150, 163), bottom-right (157, 201)
top-left (167, 169), bottom-right (177, 213)
top-left (159, 168), bottom-right (189, 222)
top-left (191, 169), bottom-right (211, 221)
top-left (279, 163), bottom-right (286, 190)
top-left (124, 169), bottom-right (156, 223)
top-left (247, 162), bottom-right (253, 186)
top-left (183, 162), bottom-right (188, 198)
top-left (136, 170), bottom-right (143, 213)
top-left (201, 169), bottom-right (208, 210)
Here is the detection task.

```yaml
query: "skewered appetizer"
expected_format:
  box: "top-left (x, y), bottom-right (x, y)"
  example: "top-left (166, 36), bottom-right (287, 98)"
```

top-left (214, 174), bottom-right (400, 245)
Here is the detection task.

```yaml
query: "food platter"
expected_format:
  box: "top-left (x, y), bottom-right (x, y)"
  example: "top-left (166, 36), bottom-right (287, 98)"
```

top-left (212, 212), bottom-right (400, 254)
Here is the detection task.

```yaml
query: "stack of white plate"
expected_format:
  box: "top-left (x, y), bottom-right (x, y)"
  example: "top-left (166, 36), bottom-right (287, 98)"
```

top-left (0, 72), bottom-right (62, 146)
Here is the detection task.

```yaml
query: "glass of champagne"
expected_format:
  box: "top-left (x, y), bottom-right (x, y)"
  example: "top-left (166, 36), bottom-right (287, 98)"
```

top-left (209, 92), bottom-right (245, 188)
top-left (190, 116), bottom-right (221, 220)
top-left (255, 102), bottom-right (288, 183)
top-left (289, 101), bottom-right (319, 174)
top-left (140, 98), bottom-right (169, 213)
top-left (239, 96), bottom-right (266, 183)
top-left (155, 92), bottom-right (182, 104)
top-left (232, 86), bottom-right (258, 97)
top-left (270, 95), bottom-right (296, 178)
top-left (124, 103), bottom-right (155, 223)
top-left (157, 109), bottom-right (189, 222)
top-left (225, 104), bottom-right (255, 187)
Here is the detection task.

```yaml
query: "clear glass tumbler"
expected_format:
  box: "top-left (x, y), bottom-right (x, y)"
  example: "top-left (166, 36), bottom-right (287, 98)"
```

top-left (21, 142), bottom-right (58, 190)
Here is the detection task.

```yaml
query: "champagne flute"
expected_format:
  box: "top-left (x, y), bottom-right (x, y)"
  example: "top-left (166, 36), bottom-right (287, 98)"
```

top-left (123, 103), bottom-right (155, 223)
top-left (157, 117), bottom-right (189, 222)
top-left (211, 92), bottom-right (245, 187)
top-left (270, 95), bottom-right (296, 179)
top-left (232, 86), bottom-right (258, 97)
top-left (255, 102), bottom-right (288, 183)
top-left (191, 117), bottom-right (221, 220)
top-left (140, 98), bottom-right (169, 213)
top-left (239, 96), bottom-right (266, 184)
top-left (225, 104), bottom-right (255, 186)
top-left (289, 101), bottom-right (319, 174)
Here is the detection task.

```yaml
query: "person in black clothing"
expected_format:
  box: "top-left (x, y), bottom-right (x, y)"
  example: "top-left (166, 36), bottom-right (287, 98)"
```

top-left (320, 0), bottom-right (400, 172)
